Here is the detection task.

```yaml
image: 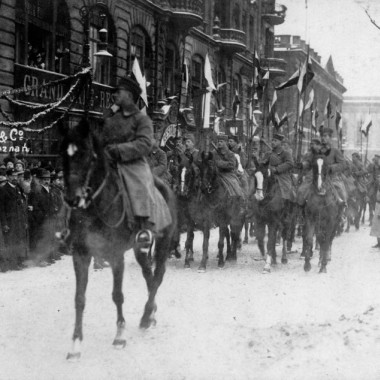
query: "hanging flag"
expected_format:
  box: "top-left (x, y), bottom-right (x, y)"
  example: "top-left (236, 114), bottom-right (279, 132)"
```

top-left (361, 114), bottom-right (372, 137)
top-left (269, 90), bottom-right (277, 114)
top-left (214, 82), bottom-right (227, 111)
top-left (232, 89), bottom-right (241, 119)
top-left (324, 98), bottom-right (331, 119)
top-left (262, 69), bottom-right (270, 82)
top-left (311, 106), bottom-right (318, 132)
top-left (182, 62), bottom-right (189, 96)
top-left (278, 112), bottom-right (288, 128)
top-left (132, 58), bottom-right (148, 112)
top-left (268, 91), bottom-right (278, 128)
top-left (305, 88), bottom-right (314, 110)
top-left (253, 49), bottom-right (261, 84)
top-left (204, 53), bottom-right (216, 91)
top-left (299, 98), bottom-right (304, 118)
top-left (297, 56), bottom-right (314, 94)
top-left (275, 68), bottom-right (300, 91)
top-left (335, 110), bottom-right (342, 132)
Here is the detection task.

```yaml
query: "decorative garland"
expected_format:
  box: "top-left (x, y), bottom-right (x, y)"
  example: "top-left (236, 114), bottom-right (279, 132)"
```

top-left (0, 66), bottom-right (91, 98)
top-left (0, 105), bottom-right (13, 122)
top-left (0, 76), bottom-right (86, 128)
top-left (3, 95), bottom-right (56, 111)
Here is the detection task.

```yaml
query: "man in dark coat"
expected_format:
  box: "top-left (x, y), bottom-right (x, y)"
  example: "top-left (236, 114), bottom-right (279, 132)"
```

top-left (211, 134), bottom-right (244, 198)
top-left (351, 152), bottom-right (367, 194)
top-left (176, 133), bottom-right (200, 172)
top-left (0, 169), bottom-right (28, 270)
top-left (148, 137), bottom-right (171, 185)
top-left (103, 76), bottom-right (171, 247)
top-left (260, 133), bottom-right (295, 202)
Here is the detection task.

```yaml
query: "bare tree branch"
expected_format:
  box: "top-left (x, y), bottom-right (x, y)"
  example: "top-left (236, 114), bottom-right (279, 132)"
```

top-left (364, 7), bottom-right (380, 30)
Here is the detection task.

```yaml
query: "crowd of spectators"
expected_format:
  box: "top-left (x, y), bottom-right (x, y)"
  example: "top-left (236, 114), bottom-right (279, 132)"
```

top-left (0, 154), bottom-right (66, 272)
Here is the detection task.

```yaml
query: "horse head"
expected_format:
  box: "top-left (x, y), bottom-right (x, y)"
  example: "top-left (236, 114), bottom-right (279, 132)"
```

top-left (254, 166), bottom-right (274, 201)
top-left (312, 155), bottom-right (327, 195)
top-left (178, 160), bottom-right (199, 198)
top-left (59, 117), bottom-right (105, 209)
top-left (199, 152), bottom-right (218, 195)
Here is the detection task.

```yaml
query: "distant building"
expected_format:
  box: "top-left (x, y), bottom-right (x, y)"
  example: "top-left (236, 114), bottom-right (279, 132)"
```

top-left (343, 96), bottom-right (380, 162)
top-left (273, 35), bottom-right (347, 155)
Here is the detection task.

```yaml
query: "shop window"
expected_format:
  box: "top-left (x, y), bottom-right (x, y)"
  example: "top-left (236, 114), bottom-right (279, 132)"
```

top-left (15, 0), bottom-right (70, 74)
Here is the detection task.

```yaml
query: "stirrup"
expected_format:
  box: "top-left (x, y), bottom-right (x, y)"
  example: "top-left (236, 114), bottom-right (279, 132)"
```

top-left (135, 229), bottom-right (153, 245)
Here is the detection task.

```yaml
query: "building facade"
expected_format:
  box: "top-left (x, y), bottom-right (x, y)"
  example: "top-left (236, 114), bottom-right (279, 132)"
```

top-left (343, 96), bottom-right (380, 162)
top-left (274, 34), bottom-right (347, 155)
top-left (0, 0), bottom-right (287, 162)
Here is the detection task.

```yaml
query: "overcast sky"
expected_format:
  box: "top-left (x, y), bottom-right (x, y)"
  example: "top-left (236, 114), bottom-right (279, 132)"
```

top-left (275, 0), bottom-right (380, 97)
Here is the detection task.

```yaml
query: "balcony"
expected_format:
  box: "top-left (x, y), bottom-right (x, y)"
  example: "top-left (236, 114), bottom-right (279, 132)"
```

top-left (262, 3), bottom-right (287, 26)
top-left (168, 0), bottom-right (203, 30)
top-left (261, 57), bottom-right (287, 78)
top-left (215, 28), bottom-right (247, 55)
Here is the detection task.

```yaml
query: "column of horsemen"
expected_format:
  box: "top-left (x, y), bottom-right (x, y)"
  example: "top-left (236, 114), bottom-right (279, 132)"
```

top-left (151, 127), bottom-right (380, 272)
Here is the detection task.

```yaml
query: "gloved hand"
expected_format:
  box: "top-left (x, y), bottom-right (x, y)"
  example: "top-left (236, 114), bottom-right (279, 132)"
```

top-left (105, 144), bottom-right (120, 160)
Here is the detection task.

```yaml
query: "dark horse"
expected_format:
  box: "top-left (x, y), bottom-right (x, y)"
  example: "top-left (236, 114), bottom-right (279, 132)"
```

top-left (176, 160), bottom-right (214, 270)
top-left (59, 119), bottom-right (176, 360)
top-left (252, 168), bottom-right (293, 273)
top-left (198, 153), bottom-right (245, 271)
top-left (302, 156), bottom-right (340, 273)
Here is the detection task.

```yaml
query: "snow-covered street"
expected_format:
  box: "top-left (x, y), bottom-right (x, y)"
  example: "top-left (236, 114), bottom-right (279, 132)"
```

top-left (1, 224), bottom-right (380, 380)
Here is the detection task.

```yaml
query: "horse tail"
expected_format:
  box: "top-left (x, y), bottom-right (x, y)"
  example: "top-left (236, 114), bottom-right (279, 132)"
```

top-left (154, 175), bottom-right (177, 235)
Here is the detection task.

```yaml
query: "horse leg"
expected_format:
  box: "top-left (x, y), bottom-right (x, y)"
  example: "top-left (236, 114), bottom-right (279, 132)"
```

top-left (198, 224), bottom-right (210, 273)
top-left (263, 223), bottom-right (276, 273)
top-left (111, 253), bottom-right (127, 349)
top-left (67, 246), bottom-right (91, 361)
top-left (281, 225), bottom-right (288, 264)
top-left (225, 226), bottom-right (232, 258)
top-left (249, 222), bottom-right (255, 238)
top-left (256, 223), bottom-right (266, 259)
top-left (217, 226), bottom-right (225, 269)
top-left (303, 218), bottom-right (314, 272)
top-left (243, 219), bottom-right (249, 244)
top-left (138, 234), bottom-right (168, 329)
top-left (184, 221), bottom-right (195, 269)
top-left (319, 238), bottom-right (329, 273)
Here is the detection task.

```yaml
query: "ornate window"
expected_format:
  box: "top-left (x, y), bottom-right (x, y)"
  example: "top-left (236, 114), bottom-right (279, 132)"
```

top-left (164, 42), bottom-right (180, 97)
top-left (15, 0), bottom-right (70, 74)
top-left (191, 54), bottom-right (204, 90)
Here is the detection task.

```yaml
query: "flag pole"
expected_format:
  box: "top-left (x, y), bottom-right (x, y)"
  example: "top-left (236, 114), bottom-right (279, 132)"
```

top-left (176, 36), bottom-right (187, 141)
top-left (295, 62), bottom-right (301, 162)
top-left (298, 46), bottom-right (309, 161)
top-left (365, 131), bottom-right (369, 164)
top-left (360, 118), bottom-right (363, 161)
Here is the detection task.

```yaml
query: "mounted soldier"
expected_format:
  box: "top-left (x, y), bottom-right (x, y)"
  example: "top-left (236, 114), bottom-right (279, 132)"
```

top-left (210, 134), bottom-right (244, 200)
top-left (176, 133), bottom-right (200, 174)
top-left (103, 76), bottom-right (172, 249)
top-left (147, 135), bottom-right (171, 186)
top-left (260, 133), bottom-right (295, 202)
top-left (351, 152), bottom-right (368, 195)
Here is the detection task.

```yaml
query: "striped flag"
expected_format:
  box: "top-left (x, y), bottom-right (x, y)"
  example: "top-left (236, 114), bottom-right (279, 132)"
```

top-left (276, 69), bottom-right (300, 91)
top-left (361, 114), bottom-right (372, 137)
top-left (297, 56), bottom-right (314, 94)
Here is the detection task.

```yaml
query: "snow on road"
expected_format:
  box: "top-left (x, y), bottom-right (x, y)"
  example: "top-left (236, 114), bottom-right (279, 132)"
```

top-left (1, 224), bottom-right (380, 380)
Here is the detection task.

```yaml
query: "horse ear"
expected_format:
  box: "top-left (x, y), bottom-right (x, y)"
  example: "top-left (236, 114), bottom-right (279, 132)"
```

top-left (76, 117), bottom-right (90, 138)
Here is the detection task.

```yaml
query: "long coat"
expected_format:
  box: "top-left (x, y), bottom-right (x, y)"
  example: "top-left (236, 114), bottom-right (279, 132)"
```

top-left (0, 182), bottom-right (28, 261)
top-left (212, 147), bottom-right (244, 198)
top-left (262, 146), bottom-right (295, 201)
top-left (103, 105), bottom-right (171, 231)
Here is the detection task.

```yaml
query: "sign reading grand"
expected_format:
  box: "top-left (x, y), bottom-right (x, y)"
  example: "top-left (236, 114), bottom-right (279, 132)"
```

top-left (14, 64), bottom-right (113, 113)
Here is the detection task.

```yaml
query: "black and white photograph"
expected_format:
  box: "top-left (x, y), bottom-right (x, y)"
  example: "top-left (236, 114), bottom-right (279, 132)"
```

top-left (1, 0), bottom-right (380, 379)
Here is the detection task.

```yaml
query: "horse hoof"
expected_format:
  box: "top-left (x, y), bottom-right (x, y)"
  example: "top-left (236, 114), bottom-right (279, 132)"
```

top-left (113, 339), bottom-right (126, 349)
top-left (218, 261), bottom-right (225, 269)
top-left (262, 267), bottom-right (271, 274)
top-left (281, 258), bottom-right (288, 264)
top-left (184, 262), bottom-right (191, 269)
top-left (140, 317), bottom-right (156, 329)
top-left (304, 262), bottom-right (311, 272)
top-left (243, 238), bottom-right (248, 244)
top-left (197, 265), bottom-right (206, 273)
top-left (66, 352), bottom-right (81, 362)
top-left (319, 267), bottom-right (327, 274)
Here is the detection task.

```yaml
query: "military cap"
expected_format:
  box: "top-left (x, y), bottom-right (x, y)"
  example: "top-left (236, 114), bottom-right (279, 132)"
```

top-left (217, 134), bottom-right (228, 141)
top-left (352, 152), bottom-right (360, 158)
top-left (321, 127), bottom-right (334, 136)
top-left (183, 133), bottom-right (195, 144)
top-left (228, 135), bottom-right (239, 143)
top-left (273, 133), bottom-right (285, 141)
top-left (113, 76), bottom-right (142, 100)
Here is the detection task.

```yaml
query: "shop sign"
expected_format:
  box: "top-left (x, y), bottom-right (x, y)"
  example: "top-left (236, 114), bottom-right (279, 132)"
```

top-left (14, 64), bottom-right (113, 113)
top-left (0, 128), bottom-right (29, 153)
